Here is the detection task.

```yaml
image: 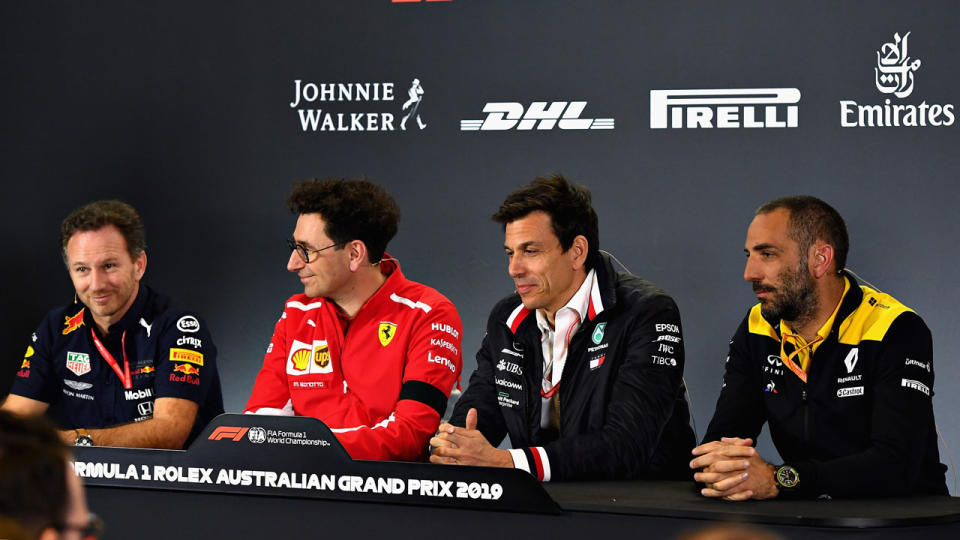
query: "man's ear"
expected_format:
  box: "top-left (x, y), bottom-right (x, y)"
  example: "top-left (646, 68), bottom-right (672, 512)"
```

top-left (570, 235), bottom-right (589, 270)
top-left (347, 241), bottom-right (369, 272)
top-left (810, 243), bottom-right (835, 279)
top-left (134, 251), bottom-right (147, 280)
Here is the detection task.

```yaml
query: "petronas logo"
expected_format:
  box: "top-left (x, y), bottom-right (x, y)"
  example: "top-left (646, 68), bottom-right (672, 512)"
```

top-left (592, 323), bottom-right (606, 345)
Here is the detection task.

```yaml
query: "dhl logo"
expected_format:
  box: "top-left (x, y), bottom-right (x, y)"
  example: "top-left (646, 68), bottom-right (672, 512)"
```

top-left (208, 426), bottom-right (249, 441)
top-left (291, 348), bottom-right (311, 371)
top-left (62, 308), bottom-right (85, 335)
top-left (173, 363), bottom-right (200, 376)
top-left (169, 348), bottom-right (204, 366)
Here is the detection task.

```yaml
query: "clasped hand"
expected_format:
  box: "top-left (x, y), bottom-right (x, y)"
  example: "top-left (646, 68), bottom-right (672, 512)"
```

top-left (429, 408), bottom-right (513, 468)
top-left (689, 437), bottom-right (778, 501)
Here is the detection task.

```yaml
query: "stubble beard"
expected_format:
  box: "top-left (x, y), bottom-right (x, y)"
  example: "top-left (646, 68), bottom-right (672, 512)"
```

top-left (760, 259), bottom-right (819, 327)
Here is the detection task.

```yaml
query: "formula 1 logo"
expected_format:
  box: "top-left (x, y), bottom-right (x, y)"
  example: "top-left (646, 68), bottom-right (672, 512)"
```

top-left (208, 426), bottom-right (250, 441)
top-left (461, 102), bottom-right (615, 131)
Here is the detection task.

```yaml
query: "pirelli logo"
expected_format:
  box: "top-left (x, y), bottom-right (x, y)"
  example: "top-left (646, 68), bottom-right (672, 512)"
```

top-left (901, 378), bottom-right (930, 396)
top-left (170, 348), bottom-right (204, 366)
top-left (208, 427), bottom-right (249, 441)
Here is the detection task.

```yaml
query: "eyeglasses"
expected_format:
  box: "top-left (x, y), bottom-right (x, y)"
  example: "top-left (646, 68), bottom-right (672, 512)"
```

top-left (55, 512), bottom-right (104, 539)
top-left (287, 239), bottom-right (342, 263)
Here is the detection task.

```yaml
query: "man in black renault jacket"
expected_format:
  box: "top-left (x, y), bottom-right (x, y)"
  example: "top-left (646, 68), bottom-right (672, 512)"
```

top-left (429, 175), bottom-right (695, 481)
top-left (692, 196), bottom-right (947, 499)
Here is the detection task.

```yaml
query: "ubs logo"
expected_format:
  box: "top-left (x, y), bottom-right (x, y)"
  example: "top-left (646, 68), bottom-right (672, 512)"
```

top-left (496, 359), bottom-right (523, 376)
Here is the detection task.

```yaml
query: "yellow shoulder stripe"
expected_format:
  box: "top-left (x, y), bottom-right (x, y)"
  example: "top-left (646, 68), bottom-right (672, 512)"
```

top-left (747, 304), bottom-right (779, 341)
top-left (837, 286), bottom-right (914, 345)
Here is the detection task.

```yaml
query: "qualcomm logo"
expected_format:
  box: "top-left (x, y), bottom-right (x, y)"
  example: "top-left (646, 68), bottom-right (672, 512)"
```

top-left (840, 32), bottom-right (954, 128)
top-left (461, 101), bottom-right (614, 131)
top-left (650, 88), bottom-right (799, 129)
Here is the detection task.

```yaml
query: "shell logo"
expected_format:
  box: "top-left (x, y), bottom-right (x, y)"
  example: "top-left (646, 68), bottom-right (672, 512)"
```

top-left (291, 348), bottom-right (311, 371)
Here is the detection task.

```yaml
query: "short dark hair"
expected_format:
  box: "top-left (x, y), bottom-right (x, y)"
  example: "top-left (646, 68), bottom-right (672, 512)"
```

top-left (287, 178), bottom-right (400, 263)
top-left (0, 411), bottom-right (71, 537)
top-left (492, 174), bottom-right (600, 269)
top-left (756, 196), bottom-right (849, 272)
top-left (60, 200), bottom-right (146, 263)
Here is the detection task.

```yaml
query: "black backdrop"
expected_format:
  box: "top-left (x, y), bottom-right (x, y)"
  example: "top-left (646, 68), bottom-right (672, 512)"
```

top-left (3, 0), bottom-right (958, 492)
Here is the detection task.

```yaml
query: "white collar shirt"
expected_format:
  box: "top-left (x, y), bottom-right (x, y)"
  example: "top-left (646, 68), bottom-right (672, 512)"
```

top-left (534, 269), bottom-right (596, 428)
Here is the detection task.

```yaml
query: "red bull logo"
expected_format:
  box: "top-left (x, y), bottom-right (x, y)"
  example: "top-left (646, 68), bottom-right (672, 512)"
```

top-left (173, 363), bottom-right (200, 376)
top-left (62, 308), bottom-right (85, 335)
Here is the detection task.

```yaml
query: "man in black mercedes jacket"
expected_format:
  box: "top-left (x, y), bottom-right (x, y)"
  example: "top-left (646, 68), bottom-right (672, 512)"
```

top-left (429, 175), bottom-right (695, 481)
top-left (691, 196), bottom-right (947, 499)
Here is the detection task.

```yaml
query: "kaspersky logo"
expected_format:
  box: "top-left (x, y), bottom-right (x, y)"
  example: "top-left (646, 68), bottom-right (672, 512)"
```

top-left (62, 308), bottom-right (85, 335)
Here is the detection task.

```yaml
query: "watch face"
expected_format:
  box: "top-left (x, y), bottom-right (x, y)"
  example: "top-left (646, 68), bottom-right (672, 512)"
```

top-left (776, 466), bottom-right (799, 488)
top-left (75, 435), bottom-right (94, 447)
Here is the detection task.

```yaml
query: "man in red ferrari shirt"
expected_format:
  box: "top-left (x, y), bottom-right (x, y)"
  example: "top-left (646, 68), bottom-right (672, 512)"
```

top-left (244, 178), bottom-right (463, 461)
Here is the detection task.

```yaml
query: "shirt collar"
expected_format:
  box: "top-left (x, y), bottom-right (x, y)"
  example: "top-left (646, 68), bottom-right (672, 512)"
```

top-left (535, 269), bottom-right (596, 334)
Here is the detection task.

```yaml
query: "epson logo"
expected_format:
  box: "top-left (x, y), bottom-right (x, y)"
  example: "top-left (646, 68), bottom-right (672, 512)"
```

top-left (461, 102), bottom-right (615, 131)
top-left (650, 88), bottom-right (800, 129)
top-left (125, 388), bottom-right (153, 401)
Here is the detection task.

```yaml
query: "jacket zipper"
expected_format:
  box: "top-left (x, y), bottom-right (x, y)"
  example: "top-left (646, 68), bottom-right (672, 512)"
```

top-left (802, 386), bottom-right (809, 445)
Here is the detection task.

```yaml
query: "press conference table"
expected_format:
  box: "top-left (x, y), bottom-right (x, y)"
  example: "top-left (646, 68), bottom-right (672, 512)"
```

top-left (77, 415), bottom-right (960, 539)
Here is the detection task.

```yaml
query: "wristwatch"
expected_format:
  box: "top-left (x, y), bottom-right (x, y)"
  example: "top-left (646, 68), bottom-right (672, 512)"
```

top-left (774, 464), bottom-right (799, 491)
top-left (74, 428), bottom-right (94, 447)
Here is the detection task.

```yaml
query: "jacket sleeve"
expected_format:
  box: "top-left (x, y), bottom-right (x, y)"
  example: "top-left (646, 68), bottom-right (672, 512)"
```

top-left (701, 315), bottom-right (767, 444)
top-left (792, 313), bottom-right (940, 497)
top-left (332, 301), bottom-right (463, 461)
top-left (449, 328), bottom-right (509, 448)
top-left (9, 314), bottom-right (57, 404)
top-left (243, 309), bottom-right (294, 415)
top-left (153, 312), bottom-right (219, 405)
top-left (531, 297), bottom-right (690, 481)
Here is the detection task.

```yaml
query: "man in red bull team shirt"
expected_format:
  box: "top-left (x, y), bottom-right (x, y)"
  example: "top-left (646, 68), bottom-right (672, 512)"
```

top-left (244, 178), bottom-right (463, 461)
top-left (2, 200), bottom-right (224, 449)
